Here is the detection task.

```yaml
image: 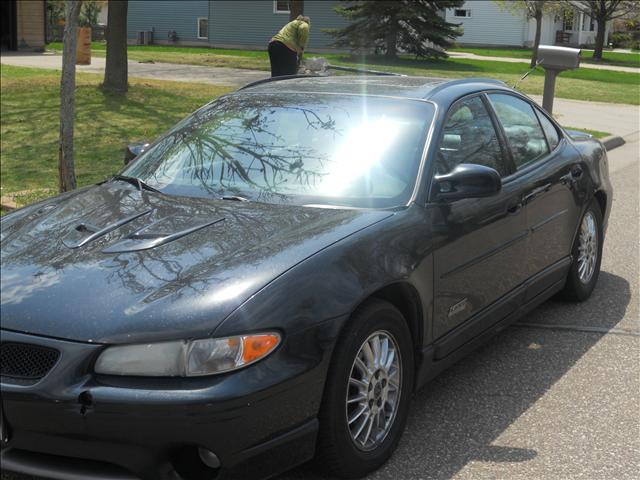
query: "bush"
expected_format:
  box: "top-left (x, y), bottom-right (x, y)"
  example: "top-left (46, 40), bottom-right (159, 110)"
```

top-left (610, 32), bottom-right (631, 48)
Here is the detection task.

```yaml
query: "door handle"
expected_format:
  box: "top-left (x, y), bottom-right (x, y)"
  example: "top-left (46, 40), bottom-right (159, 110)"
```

top-left (523, 183), bottom-right (552, 204)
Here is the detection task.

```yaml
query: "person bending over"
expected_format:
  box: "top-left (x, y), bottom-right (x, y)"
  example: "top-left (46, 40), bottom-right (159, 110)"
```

top-left (268, 15), bottom-right (311, 77)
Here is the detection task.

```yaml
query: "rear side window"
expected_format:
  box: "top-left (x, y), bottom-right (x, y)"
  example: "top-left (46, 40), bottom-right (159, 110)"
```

top-left (488, 94), bottom-right (549, 170)
top-left (436, 96), bottom-right (508, 177)
top-left (534, 108), bottom-right (560, 151)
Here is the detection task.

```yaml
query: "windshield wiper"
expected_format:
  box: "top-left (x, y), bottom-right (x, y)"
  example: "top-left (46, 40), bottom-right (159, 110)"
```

top-left (111, 174), bottom-right (163, 194)
top-left (220, 195), bottom-right (250, 202)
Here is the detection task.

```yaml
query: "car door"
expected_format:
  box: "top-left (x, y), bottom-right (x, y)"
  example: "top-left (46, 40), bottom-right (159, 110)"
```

top-left (429, 94), bottom-right (531, 352)
top-left (486, 93), bottom-right (581, 286)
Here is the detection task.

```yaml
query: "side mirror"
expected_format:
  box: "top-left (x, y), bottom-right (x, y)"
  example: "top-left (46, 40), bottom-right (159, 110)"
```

top-left (433, 163), bottom-right (501, 201)
top-left (124, 142), bottom-right (149, 165)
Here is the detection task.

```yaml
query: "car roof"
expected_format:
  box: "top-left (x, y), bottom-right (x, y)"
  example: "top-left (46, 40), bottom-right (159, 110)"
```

top-left (238, 75), bottom-right (511, 102)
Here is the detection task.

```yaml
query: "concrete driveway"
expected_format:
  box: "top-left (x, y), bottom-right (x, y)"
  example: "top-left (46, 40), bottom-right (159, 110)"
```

top-left (0, 52), bottom-right (267, 87)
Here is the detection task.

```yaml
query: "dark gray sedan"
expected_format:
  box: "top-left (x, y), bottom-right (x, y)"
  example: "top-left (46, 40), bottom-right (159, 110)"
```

top-left (0, 75), bottom-right (611, 480)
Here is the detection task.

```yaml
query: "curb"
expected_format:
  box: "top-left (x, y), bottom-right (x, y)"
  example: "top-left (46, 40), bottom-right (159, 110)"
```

top-left (602, 135), bottom-right (626, 151)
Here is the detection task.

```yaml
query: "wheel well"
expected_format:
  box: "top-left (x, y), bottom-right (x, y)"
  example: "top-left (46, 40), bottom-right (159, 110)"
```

top-left (371, 283), bottom-right (423, 353)
top-left (594, 190), bottom-right (607, 217)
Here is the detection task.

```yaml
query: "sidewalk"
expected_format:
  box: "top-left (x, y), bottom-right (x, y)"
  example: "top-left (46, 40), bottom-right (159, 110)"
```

top-left (448, 51), bottom-right (640, 74)
top-left (0, 52), bottom-right (267, 87)
top-left (2, 52), bottom-right (638, 139)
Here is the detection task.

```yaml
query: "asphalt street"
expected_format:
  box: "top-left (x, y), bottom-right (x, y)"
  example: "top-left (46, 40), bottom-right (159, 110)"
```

top-left (2, 136), bottom-right (638, 480)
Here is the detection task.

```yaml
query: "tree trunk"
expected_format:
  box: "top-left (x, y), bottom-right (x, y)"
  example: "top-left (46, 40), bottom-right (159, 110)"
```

top-left (104, 0), bottom-right (128, 93)
top-left (289, 0), bottom-right (304, 21)
top-left (58, 0), bottom-right (82, 193)
top-left (530, 10), bottom-right (542, 68)
top-left (385, 16), bottom-right (398, 59)
top-left (593, 18), bottom-right (606, 60)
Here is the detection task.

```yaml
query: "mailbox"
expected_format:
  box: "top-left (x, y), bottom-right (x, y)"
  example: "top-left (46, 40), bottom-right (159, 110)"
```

top-left (537, 45), bottom-right (581, 71)
top-left (536, 45), bottom-right (581, 115)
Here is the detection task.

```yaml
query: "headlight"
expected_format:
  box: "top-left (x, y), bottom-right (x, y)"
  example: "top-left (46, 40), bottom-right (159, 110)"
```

top-left (94, 333), bottom-right (281, 377)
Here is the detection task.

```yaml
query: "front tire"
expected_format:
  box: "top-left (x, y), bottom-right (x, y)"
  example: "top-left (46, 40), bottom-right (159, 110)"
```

top-left (562, 200), bottom-right (603, 301)
top-left (316, 299), bottom-right (414, 478)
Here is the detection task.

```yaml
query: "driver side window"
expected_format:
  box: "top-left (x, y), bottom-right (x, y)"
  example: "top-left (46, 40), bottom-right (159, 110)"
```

top-left (436, 96), bottom-right (508, 177)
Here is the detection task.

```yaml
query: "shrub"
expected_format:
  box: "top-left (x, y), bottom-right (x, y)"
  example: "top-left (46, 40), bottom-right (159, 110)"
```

top-left (610, 32), bottom-right (631, 48)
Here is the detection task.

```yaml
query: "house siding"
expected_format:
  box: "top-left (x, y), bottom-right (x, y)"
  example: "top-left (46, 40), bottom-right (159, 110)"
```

top-left (16, 0), bottom-right (45, 50)
top-left (446, 1), bottom-right (527, 47)
top-left (209, 0), bottom-right (348, 49)
top-left (128, 0), bottom-right (209, 44)
top-left (127, 0), bottom-right (348, 50)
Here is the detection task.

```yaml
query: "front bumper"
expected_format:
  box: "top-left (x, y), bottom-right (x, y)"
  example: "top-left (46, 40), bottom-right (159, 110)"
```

top-left (0, 323), bottom-right (341, 479)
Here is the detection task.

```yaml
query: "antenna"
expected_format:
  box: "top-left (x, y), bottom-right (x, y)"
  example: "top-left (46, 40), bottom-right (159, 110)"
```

top-left (512, 58), bottom-right (543, 90)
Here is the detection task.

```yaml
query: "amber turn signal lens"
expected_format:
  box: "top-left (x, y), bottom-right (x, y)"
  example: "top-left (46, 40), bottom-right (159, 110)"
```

top-left (241, 334), bottom-right (280, 364)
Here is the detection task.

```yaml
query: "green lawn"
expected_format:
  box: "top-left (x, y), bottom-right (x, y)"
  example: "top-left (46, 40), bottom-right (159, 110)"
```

top-left (0, 64), bottom-right (615, 210)
top-left (0, 65), bottom-right (231, 205)
top-left (563, 127), bottom-right (610, 139)
top-left (47, 42), bottom-right (640, 104)
top-left (450, 46), bottom-right (640, 68)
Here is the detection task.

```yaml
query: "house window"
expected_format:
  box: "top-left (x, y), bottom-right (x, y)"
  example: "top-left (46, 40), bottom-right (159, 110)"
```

top-left (197, 17), bottom-right (208, 39)
top-left (563, 10), bottom-right (575, 31)
top-left (453, 9), bottom-right (471, 18)
top-left (274, 0), bottom-right (290, 14)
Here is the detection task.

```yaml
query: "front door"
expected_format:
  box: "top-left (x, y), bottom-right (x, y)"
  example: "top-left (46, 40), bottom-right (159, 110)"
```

top-left (430, 95), bottom-right (530, 345)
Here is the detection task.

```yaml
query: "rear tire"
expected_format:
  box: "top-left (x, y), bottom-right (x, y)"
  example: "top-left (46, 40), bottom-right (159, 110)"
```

top-left (562, 200), bottom-right (603, 301)
top-left (316, 299), bottom-right (414, 478)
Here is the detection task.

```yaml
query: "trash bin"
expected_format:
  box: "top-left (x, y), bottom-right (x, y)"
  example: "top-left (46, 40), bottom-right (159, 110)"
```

top-left (76, 27), bottom-right (92, 65)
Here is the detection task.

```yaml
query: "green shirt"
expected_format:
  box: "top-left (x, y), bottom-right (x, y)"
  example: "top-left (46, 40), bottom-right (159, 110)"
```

top-left (272, 20), bottom-right (309, 55)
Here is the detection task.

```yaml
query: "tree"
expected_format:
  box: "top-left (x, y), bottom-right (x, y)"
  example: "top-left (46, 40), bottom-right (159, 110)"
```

top-left (103, 0), bottom-right (128, 92)
top-left (327, 0), bottom-right (464, 59)
top-left (570, 0), bottom-right (640, 59)
top-left (289, 0), bottom-right (304, 21)
top-left (79, 0), bottom-right (104, 27)
top-left (495, 1), bottom-right (559, 67)
top-left (58, 0), bottom-right (82, 193)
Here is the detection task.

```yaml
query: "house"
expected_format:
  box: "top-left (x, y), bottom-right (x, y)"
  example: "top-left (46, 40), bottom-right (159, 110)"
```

top-left (0, 0), bottom-right (46, 51)
top-left (127, 0), bottom-right (349, 50)
top-left (126, 0), bottom-right (610, 52)
top-left (446, 1), bottom-right (610, 48)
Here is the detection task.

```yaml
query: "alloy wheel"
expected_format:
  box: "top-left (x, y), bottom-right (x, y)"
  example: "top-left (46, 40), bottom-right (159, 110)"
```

top-left (577, 211), bottom-right (598, 284)
top-left (345, 330), bottom-right (402, 451)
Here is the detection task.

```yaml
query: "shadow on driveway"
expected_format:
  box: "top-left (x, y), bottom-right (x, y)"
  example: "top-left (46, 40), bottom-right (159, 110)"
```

top-left (279, 271), bottom-right (631, 479)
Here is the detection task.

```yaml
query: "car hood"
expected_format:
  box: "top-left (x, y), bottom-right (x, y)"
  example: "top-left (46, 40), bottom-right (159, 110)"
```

top-left (0, 183), bottom-right (392, 344)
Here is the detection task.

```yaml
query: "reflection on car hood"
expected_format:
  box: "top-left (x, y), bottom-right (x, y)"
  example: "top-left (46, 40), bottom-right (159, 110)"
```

top-left (0, 183), bottom-right (392, 344)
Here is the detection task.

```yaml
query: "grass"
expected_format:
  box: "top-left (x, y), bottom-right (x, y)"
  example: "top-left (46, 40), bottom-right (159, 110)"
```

top-left (0, 64), bottom-right (616, 211)
top-left (450, 46), bottom-right (640, 68)
top-left (563, 127), bottom-right (610, 138)
top-left (0, 65), bottom-right (231, 206)
top-left (47, 42), bottom-right (640, 104)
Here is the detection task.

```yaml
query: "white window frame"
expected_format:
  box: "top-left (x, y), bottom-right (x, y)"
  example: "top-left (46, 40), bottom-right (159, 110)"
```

top-left (453, 9), bottom-right (471, 18)
top-left (197, 17), bottom-right (208, 40)
top-left (273, 0), bottom-right (290, 14)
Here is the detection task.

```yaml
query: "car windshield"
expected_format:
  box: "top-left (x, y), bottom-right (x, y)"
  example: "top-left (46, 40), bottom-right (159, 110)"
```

top-left (123, 93), bottom-right (434, 208)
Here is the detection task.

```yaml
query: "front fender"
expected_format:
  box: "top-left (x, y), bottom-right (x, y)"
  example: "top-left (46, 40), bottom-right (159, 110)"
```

top-left (213, 205), bottom-right (435, 347)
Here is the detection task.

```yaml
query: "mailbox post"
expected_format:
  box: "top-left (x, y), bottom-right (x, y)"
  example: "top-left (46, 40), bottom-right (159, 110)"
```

top-left (536, 45), bottom-right (581, 115)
